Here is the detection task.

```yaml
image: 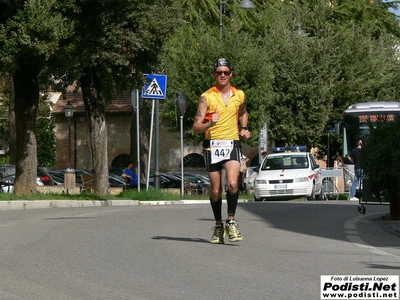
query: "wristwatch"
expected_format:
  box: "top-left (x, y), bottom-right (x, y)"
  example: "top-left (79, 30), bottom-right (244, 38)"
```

top-left (241, 126), bottom-right (248, 130)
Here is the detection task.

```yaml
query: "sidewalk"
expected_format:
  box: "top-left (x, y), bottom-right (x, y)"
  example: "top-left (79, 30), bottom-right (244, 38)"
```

top-left (0, 199), bottom-right (252, 210)
top-left (364, 212), bottom-right (400, 239)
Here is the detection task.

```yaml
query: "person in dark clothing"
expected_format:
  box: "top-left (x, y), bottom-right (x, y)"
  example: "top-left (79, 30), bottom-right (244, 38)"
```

top-left (348, 140), bottom-right (363, 201)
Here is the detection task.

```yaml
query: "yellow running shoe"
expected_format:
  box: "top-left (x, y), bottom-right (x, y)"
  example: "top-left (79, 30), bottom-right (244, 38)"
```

top-left (210, 224), bottom-right (225, 244)
top-left (225, 220), bottom-right (243, 242)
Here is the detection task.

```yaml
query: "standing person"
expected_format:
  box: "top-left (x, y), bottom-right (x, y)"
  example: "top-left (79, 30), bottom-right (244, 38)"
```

top-left (192, 58), bottom-right (251, 244)
top-left (261, 151), bottom-right (267, 159)
top-left (121, 161), bottom-right (138, 188)
top-left (348, 140), bottom-right (363, 201)
top-left (238, 154), bottom-right (249, 194)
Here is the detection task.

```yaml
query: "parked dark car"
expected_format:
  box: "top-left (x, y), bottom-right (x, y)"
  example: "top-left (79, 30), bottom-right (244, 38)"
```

top-left (187, 173), bottom-right (210, 185)
top-left (148, 171), bottom-right (191, 190)
top-left (37, 166), bottom-right (55, 185)
top-left (186, 173), bottom-right (210, 189)
top-left (47, 170), bottom-right (67, 186)
top-left (171, 173), bottom-right (209, 194)
top-left (48, 170), bottom-right (87, 187)
top-left (50, 169), bottom-right (126, 188)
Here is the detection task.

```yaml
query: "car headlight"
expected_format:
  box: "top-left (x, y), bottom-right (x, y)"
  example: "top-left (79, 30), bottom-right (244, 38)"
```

top-left (255, 179), bottom-right (267, 184)
top-left (294, 177), bottom-right (309, 183)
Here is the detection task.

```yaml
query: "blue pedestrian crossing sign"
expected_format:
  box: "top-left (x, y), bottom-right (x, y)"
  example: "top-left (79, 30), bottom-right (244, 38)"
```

top-left (141, 74), bottom-right (167, 100)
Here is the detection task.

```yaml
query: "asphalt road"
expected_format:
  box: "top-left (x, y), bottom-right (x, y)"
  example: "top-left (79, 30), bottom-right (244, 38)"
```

top-left (0, 201), bottom-right (399, 300)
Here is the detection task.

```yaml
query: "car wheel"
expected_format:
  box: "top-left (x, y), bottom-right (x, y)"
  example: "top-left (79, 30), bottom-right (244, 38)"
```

top-left (254, 194), bottom-right (262, 202)
top-left (307, 184), bottom-right (316, 201)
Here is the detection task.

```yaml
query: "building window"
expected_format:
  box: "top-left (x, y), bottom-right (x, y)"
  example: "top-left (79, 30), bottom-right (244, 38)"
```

top-left (183, 153), bottom-right (205, 168)
top-left (111, 154), bottom-right (130, 172)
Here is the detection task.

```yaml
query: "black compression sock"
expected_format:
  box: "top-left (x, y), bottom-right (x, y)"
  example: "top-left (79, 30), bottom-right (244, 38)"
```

top-left (210, 197), bottom-right (222, 222)
top-left (226, 191), bottom-right (239, 217)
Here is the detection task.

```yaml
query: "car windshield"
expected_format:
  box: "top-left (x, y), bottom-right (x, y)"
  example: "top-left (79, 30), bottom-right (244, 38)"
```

top-left (261, 155), bottom-right (308, 170)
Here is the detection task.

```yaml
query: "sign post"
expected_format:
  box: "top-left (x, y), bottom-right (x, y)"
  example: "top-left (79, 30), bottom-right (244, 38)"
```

top-left (142, 74), bottom-right (167, 190)
top-left (259, 123), bottom-right (268, 163)
top-left (131, 89), bottom-right (141, 191)
top-left (175, 91), bottom-right (187, 196)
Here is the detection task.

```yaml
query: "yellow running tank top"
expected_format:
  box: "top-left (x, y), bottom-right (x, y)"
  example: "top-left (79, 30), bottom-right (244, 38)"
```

top-left (201, 86), bottom-right (245, 141)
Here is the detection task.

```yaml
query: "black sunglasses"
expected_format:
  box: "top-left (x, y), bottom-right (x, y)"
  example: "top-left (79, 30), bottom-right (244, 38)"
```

top-left (215, 70), bottom-right (231, 76)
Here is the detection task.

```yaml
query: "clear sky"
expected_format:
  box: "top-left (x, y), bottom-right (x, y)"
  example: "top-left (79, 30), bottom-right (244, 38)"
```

top-left (383, 0), bottom-right (400, 17)
top-left (389, 6), bottom-right (400, 16)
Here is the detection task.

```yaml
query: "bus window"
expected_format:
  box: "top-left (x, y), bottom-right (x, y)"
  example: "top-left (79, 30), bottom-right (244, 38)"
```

top-left (341, 101), bottom-right (400, 171)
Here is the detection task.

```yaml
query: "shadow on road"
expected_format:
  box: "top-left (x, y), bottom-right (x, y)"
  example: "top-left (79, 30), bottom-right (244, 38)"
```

top-left (151, 236), bottom-right (210, 244)
top-left (239, 201), bottom-right (400, 248)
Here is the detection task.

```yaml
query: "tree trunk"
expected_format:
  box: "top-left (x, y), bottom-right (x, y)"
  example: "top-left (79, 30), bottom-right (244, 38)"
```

top-left (13, 65), bottom-right (39, 195)
top-left (8, 78), bottom-right (16, 165)
top-left (389, 192), bottom-right (400, 220)
top-left (80, 74), bottom-right (109, 196)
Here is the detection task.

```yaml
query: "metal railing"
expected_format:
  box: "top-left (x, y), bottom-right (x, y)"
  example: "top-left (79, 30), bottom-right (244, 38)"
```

top-left (320, 167), bottom-right (349, 200)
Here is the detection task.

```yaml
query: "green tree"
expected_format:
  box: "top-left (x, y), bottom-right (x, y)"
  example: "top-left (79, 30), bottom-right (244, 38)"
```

top-left (57, 0), bottom-right (181, 195)
top-left (161, 0), bottom-right (400, 153)
top-left (160, 0), bottom-right (275, 147)
top-left (0, 0), bottom-right (73, 195)
top-left (260, 7), bottom-right (340, 147)
top-left (362, 118), bottom-right (400, 220)
top-left (37, 94), bottom-right (55, 167)
top-left (0, 76), bottom-right (10, 156)
top-left (330, 3), bottom-right (400, 113)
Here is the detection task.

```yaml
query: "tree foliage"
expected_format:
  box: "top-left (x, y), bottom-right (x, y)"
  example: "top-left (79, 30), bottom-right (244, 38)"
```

top-left (59, 0), bottom-right (181, 195)
top-left (0, 0), bottom-right (73, 194)
top-left (362, 118), bottom-right (400, 220)
top-left (0, 0), bottom-right (181, 195)
top-left (37, 95), bottom-right (55, 167)
top-left (1, 0), bottom-right (400, 194)
top-left (161, 0), bottom-right (400, 152)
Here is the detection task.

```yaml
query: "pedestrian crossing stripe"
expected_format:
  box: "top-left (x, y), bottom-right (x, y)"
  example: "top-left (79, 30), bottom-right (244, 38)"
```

top-left (144, 78), bottom-right (164, 96)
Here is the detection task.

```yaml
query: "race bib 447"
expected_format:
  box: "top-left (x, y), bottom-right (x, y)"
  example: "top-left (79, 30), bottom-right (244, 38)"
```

top-left (210, 140), bottom-right (234, 164)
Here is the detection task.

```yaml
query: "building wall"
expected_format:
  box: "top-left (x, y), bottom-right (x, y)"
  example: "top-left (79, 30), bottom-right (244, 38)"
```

top-left (55, 115), bottom-right (259, 172)
top-left (56, 114), bottom-right (132, 171)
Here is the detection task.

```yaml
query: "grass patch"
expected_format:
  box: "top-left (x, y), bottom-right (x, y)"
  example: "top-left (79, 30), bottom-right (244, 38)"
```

top-left (117, 189), bottom-right (185, 201)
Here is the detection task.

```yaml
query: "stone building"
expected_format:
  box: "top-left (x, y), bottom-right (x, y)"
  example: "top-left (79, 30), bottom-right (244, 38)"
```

top-left (51, 89), bottom-right (202, 173)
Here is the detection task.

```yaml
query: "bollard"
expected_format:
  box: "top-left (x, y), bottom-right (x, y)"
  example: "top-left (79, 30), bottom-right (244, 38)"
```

top-left (64, 168), bottom-right (76, 193)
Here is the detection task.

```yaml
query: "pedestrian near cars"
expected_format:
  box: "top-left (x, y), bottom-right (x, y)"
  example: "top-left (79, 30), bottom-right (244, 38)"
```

top-left (192, 58), bottom-right (251, 244)
top-left (238, 154), bottom-right (249, 194)
top-left (348, 140), bottom-right (363, 201)
top-left (121, 161), bottom-right (138, 188)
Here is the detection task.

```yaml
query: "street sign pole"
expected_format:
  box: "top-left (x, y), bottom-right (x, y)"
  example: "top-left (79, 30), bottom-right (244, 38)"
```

top-left (146, 101), bottom-right (155, 191)
top-left (175, 91), bottom-right (187, 196)
top-left (259, 123), bottom-right (268, 163)
top-left (142, 74), bottom-right (167, 191)
top-left (154, 100), bottom-right (160, 190)
top-left (131, 89), bottom-right (141, 192)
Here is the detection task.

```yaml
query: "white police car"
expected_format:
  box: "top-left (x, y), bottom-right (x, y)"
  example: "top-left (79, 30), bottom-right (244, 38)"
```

top-left (253, 146), bottom-right (323, 201)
